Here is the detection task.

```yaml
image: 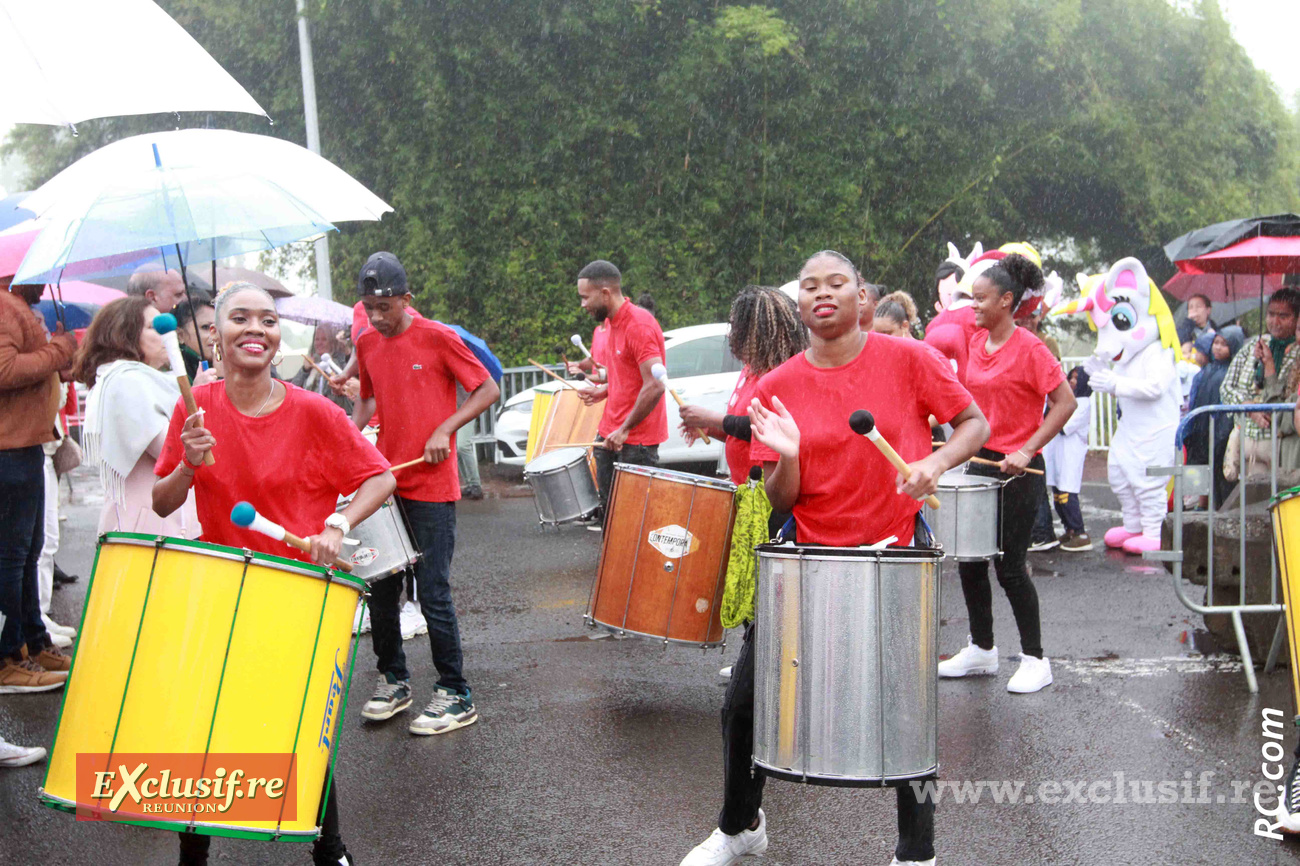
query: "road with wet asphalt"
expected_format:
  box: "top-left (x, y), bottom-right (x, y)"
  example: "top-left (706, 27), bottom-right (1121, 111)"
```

top-left (4, 461), bottom-right (1300, 865)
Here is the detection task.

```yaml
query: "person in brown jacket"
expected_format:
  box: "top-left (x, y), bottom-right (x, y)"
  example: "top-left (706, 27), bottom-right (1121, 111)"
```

top-left (0, 277), bottom-right (76, 693)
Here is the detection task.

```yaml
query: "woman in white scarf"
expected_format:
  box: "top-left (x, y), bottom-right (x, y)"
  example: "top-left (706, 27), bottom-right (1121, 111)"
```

top-left (72, 297), bottom-right (200, 537)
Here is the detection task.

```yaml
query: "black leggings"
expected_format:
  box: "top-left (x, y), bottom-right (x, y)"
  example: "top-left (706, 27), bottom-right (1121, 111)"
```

top-left (956, 448), bottom-right (1045, 659)
top-left (177, 773), bottom-right (344, 865)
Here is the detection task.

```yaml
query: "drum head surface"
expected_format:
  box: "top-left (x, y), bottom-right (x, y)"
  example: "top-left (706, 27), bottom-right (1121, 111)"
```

top-left (614, 462), bottom-right (737, 492)
top-left (526, 447), bottom-right (589, 473)
top-left (938, 470), bottom-right (1002, 490)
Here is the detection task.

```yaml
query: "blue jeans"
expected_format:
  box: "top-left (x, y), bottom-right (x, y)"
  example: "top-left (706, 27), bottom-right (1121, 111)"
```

top-left (370, 499), bottom-right (467, 692)
top-left (0, 446), bottom-right (51, 660)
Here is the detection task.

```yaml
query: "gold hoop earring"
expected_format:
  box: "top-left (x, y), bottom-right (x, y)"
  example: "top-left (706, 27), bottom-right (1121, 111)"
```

top-left (271, 351), bottom-right (284, 366)
top-left (213, 342), bottom-right (223, 362)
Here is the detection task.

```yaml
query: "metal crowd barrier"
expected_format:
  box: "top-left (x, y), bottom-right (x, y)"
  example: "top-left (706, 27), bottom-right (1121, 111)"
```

top-left (467, 363), bottom-right (566, 456)
top-left (1155, 402), bottom-right (1295, 692)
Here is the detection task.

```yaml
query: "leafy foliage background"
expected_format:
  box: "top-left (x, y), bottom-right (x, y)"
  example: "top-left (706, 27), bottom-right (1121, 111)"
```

top-left (7, 0), bottom-right (1298, 362)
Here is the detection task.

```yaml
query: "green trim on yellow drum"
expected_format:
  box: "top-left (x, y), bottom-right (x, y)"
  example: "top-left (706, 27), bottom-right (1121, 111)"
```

top-left (39, 534), bottom-right (363, 842)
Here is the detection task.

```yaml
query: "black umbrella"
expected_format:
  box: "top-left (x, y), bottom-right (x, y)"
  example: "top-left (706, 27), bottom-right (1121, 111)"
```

top-left (1163, 213), bottom-right (1300, 264)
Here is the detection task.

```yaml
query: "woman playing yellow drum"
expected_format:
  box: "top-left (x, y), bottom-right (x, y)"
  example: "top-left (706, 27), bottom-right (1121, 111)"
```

top-left (153, 282), bottom-right (395, 866)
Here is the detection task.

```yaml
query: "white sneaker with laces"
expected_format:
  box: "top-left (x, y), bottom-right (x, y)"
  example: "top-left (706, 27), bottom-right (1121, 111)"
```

top-left (0, 736), bottom-right (47, 768)
top-left (1006, 655), bottom-right (1053, 693)
top-left (42, 615), bottom-right (76, 639)
top-left (1279, 757), bottom-right (1300, 833)
top-left (679, 810), bottom-right (767, 866)
top-left (937, 637), bottom-right (998, 678)
top-left (400, 601), bottom-right (428, 640)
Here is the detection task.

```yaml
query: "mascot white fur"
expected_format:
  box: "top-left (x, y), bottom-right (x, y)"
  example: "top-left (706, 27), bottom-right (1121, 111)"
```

top-left (1051, 257), bottom-right (1183, 554)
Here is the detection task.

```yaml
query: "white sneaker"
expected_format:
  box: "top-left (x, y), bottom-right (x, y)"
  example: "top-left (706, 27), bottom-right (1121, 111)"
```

top-left (889, 858), bottom-right (935, 865)
top-left (680, 810), bottom-right (767, 865)
top-left (42, 615), bottom-right (76, 639)
top-left (937, 637), bottom-right (998, 678)
top-left (352, 604), bottom-right (371, 635)
top-left (719, 666), bottom-right (733, 678)
top-left (0, 736), bottom-right (47, 768)
top-left (400, 601), bottom-right (428, 640)
top-left (47, 632), bottom-right (72, 649)
top-left (1006, 655), bottom-right (1053, 693)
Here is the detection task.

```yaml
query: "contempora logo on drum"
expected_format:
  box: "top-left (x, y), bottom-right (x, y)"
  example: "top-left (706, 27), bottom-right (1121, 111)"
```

top-left (648, 525), bottom-right (700, 559)
top-left (74, 753), bottom-right (296, 822)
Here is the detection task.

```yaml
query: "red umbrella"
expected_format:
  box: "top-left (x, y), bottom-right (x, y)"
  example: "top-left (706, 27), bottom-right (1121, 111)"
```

top-left (1174, 235), bottom-right (1300, 276)
top-left (1161, 271), bottom-right (1285, 303)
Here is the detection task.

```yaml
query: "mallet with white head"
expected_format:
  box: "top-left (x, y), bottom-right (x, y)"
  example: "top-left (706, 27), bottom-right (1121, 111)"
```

top-left (230, 502), bottom-right (353, 572)
top-left (848, 410), bottom-right (940, 509)
top-left (652, 362), bottom-right (711, 444)
top-left (153, 313), bottom-right (214, 466)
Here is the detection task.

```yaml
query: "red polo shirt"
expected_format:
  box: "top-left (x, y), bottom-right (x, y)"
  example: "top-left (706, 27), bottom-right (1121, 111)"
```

top-left (590, 321), bottom-right (610, 367)
top-left (924, 304), bottom-right (978, 383)
top-left (598, 301), bottom-right (668, 446)
top-left (752, 334), bottom-right (973, 547)
top-left (356, 317), bottom-right (490, 502)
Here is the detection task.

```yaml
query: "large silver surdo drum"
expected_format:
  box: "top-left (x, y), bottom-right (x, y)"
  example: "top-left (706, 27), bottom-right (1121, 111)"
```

top-left (924, 470), bottom-right (1001, 561)
top-left (753, 544), bottom-right (941, 786)
top-left (524, 447), bottom-right (600, 525)
top-left (337, 494), bottom-right (421, 583)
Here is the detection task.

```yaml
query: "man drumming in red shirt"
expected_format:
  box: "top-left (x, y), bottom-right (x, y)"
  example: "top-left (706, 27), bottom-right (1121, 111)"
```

top-left (349, 252), bottom-right (501, 735)
top-left (575, 260), bottom-right (668, 528)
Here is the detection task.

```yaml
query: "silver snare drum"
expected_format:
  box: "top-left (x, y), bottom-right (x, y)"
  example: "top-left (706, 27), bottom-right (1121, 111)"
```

top-left (924, 470), bottom-right (1001, 561)
top-left (524, 447), bottom-right (599, 525)
top-left (338, 495), bottom-right (420, 582)
top-left (753, 544), bottom-right (941, 787)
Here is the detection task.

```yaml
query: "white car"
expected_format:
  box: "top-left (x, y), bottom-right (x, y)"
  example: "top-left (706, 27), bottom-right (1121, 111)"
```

top-left (494, 323), bottom-right (742, 468)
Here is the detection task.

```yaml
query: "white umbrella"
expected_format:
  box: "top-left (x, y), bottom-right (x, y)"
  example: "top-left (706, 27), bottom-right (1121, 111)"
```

top-left (0, 0), bottom-right (265, 129)
top-left (14, 128), bottom-right (392, 285)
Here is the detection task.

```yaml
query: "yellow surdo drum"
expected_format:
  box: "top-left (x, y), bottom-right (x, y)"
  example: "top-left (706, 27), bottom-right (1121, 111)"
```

top-left (1270, 488), bottom-right (1300, 710)
top-left (39, 534), bottom-right (365, 842)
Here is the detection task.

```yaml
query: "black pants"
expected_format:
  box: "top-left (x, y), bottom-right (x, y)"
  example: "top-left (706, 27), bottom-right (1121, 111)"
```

top-left (592, 441), bottom-right (659, 517)
top-left (956, 448), bottom-right (1045, 659)
top-left (1052, 489), bottom-right (1084, 534)
top-left (177, 774), bottom-right (344, 864)
top-left (718, 624), bottom-right (935, 861)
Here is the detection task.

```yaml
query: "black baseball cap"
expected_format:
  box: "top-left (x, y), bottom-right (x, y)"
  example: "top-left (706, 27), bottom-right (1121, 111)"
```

top-left (358, 252), bottom-right (408, 297)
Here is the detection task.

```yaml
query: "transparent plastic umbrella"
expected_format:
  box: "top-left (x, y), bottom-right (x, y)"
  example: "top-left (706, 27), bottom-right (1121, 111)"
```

top-left (14, 128), bottom-right (392, 286)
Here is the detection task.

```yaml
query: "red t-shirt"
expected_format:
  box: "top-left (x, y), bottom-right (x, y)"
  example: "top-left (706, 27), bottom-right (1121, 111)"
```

top-left (155, 383), bottom-right (390, 562)
top-left (965, 326), bottom-right (1065, 455)
top-left (590, 321), bottom-right (610, 367)
top-left (724, 366), bottom-right (764, 485)
top-left (599, 301), bottom-right (668, 445)
top-left (923, 304), bottom-right (978, 383)
top-left (356, 317), bottom-right (490, 502)
top-left (752, 334), bottom-right (973, 547)
top-left (351, 301), bottom-right (423, 344)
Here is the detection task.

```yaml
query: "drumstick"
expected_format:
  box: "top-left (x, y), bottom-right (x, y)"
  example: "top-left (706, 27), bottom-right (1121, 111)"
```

top-left (230, 502), bottom-right (353, 572)
top-left (527, 358), bottom-right (579, 391)
top-left (570, 333), bottom-right (592, 360)
top-left (153, 314), bottom-right (215, 466)
top-left (969, 455), bottom-right (1045, 476)
top-left (390, 456), bottom-right (427, 472)
top-left (931, 443), bottom-right (1045, 475)
top-left (651, 362), bottom-right (711, 444)
top-left (848, 410), bottom-right (941, 509)
top-left (300, 353), bottom-right (327, 377)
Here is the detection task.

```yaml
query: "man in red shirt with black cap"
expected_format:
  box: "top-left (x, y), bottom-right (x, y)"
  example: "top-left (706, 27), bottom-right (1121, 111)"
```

top-left (349, 252), bottom-right (500, 736)
top-left (576, 260), bottom-right (668, 529)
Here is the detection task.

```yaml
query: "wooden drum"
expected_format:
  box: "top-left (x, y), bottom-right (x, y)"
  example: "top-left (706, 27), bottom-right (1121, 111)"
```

top-left (586, 464), bottom-right (737, 647)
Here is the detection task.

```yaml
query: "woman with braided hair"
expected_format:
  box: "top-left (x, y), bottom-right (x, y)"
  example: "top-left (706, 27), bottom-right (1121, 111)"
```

top-left (677, 285), bottom-right (807, 484)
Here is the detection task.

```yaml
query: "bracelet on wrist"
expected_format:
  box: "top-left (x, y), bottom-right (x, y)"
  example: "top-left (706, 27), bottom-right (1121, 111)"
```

top-left (1017, 447), bottom-right (1032, 459)
top-left (181, 453), bottom-right (202, 471)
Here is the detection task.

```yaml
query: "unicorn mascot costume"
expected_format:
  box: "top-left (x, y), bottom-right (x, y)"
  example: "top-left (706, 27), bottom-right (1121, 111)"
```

top-left (1052, 257), bottom-right (1183, 554)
